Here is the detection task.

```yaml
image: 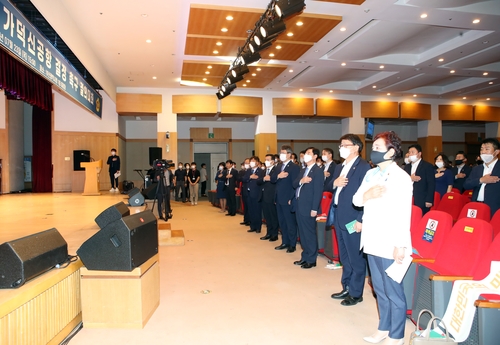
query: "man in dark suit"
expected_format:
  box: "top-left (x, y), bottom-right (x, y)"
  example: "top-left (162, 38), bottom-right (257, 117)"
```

top-left (452, 151), bottom-right (472, 193)
top-left (239, 158), bottom-right (251, 226)
top-left (244, 156), bottom-right (264, 233)
top-left (271, 145), bottom-right (300, 253)
top-left (464, 138), bottom-right (500, 218)
top-left (328, 134), bottom-right (371, 306)
top-left (292, 147), bottom-right (324, 269)
top-left (322, 148), bottom-right (337, 191)
top-left (404, 144), bottom-right (435, 215)
top-left (259, 154), bottom-right (279, 241)
top-left (224, 160), bottom-right (238, 216)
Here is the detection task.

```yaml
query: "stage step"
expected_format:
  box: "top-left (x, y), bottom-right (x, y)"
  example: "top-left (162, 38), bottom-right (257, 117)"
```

top-left (158, 223), bottom-right (184, 246)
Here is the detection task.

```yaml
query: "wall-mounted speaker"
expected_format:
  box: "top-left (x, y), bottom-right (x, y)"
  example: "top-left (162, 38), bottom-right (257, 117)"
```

top-left (0, 228), bottom-right (68, 288)
top-left (95, 201), bottom-right (130, 229)
top-left (77, 211), bottom-right (158, 271)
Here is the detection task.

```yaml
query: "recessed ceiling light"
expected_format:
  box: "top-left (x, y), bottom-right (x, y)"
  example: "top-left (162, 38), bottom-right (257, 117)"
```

top-left (486, 98), bottom-right (490, 100)
top-left (256, 68), bottom-right (261, 71)
top-left (483, 72), bottom-right (488, 76)
top-left (269, 53), bottom-right (275, 57)
top-left (329, 90), bottom-right (333, 93)
top-left (207, 65), bottom-right (212, 69)
top-left (489, 82), bottom-right (494, 84)
top-left (243, 84), bottom-right (247, 87)
top-left (287, 32), bottom-right (293, 37)
top-left (226, 15), bottom-right (233, 21)
top-left (340, 27), bottom-right (346, 32)
top-left (372, 85), bottom-right (376, 88)
top-left (420, 13), bottom-right (427, 19)
top-left (379, 65), bottom-right (384, 69)
top-left (296, 21), bottom-right (303, 26)
top-left (146, 39), bottom-right (152, 43)
top-left (387, 93), bottom-right (391, 96)
top-left (463, 97), bottom-right (467, 99)
top-left (205, 71), bottom-right (210, 74)
top-left (213, 50), bottom-right (218, 54)
top-left (289, 69), bottom-right (293, 73)
top-left (203, 78), bottom-right (207, 81)
top-left (216, 42), bottom-right (222, 46)
top-left (276, 45), bottom-right (282, 49)
top-left (221, 28), bottom-right (228, 32)
top-left (473, 19), bottom-right (480, 24)
top-left (152, 76), bottom-right (157, 80)
top-left (299, 89), bottom-right (303, 91)
top-left (252, 73), bottom-right (256, 76)
top-left (450, 70), bottom-right (455, 73)
top-left (141, 14), bottom-right (148, 18)
top-left (341, 62), bottom-right (346, 66)
top-left (413, 94), bottom-right (417, 97)
top-left (438, 58), bottom-right (444, 62)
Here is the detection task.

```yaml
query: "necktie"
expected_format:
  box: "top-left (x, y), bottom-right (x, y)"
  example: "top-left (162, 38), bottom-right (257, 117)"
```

top-left (296, 166), bottom-right (311, 198)
top-left (281, 162), bottom-right (286, 172)
top-left (225, 169), bottom-right (230, 185)
top-left (267, 168), bottom-right (270, 175)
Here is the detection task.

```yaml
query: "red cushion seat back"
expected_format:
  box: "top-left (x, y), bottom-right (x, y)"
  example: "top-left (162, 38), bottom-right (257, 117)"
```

top-left (320, 191), bottom-right (333, 216)
top-left (411, 210), bottom-right (452, 259)
top-left (458, 202), bottom-right (491, 222)
top-left (437, 192), bottom-right (466, 221)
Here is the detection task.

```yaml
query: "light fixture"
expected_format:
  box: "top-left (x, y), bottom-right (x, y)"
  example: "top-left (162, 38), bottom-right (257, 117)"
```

top-left (227, 74), bottom-right (244, 84)
top-left (450, 70), bottom-right (455, 73)
top-left (260, 18), bottom-right (286, 40)
top-left (243, 84), bottom-right (247, 87)
top-left (252, 73), bottom-right (257, 76)
top-left (387, 93), bottom-right (391, 96)
top-left (489, 82), bottom-right (494, 84)
top-left (438, 58), bottom-right (444, 62)
top-left (276, 45), bottom-right (282, 49)
top-left (213, 50), bottom-right (219, 54)
top-left (341, 62), bottom-right (346, 66)
top-left (275, 0), bottom-right (306, 19)
top-left (372, 85), bottom-right (376, 88)
top-left (379, 65), bottom-right (384, 69)
top-left (152, 76), bottom-right (157, 80)
top-left (205, 71), bottom-right (210, 75)
top-left (269, 53), bottom-right (275, 57)
top-left (473, 19), bottom-right (480, 24)
top-left (207, 65), bottom-right (212, 69)
top-left (296, 21), bottom-right (303, 26)
top-left (203, 78), bottom-right (207, 81)
top-left (487, 98), bottom-right (490, 100)
top-left (221, 83), bottom-right (237, 93)
top-left (483, 72), bottom-right (488, 76)
top-left (240, 50), bottom-right (261, 65)
top-left (221, 28), bottom-right (228, 32)
top-left (289, 69), bottom-right (293, 73)
top-left (413, 94), bottom-right (417, 97)
top-left (230, 65), bottom-right (249, 78)
top-left (246, 80), bottom-right (250, 83)
top-left (250, 37), bottom-right (273, 53)
top-left (329, 90), bottom-right (333, 93)
top-left (226, 15), bottom-right (233, 21)
top-left (286, 32), bottom-right (294, 37)
top-left (216, 42), bottom-right (222, 46)
top-left (146, 39), bottom-right (152, 43)
top-left (299, 89), bottom-right (303, 91)
top-left (256, 68), bottom-right (261, 71)
top-left (420, 13), bottom-right (427, 19)
top-left (340, 27), bottom-right (346, 32)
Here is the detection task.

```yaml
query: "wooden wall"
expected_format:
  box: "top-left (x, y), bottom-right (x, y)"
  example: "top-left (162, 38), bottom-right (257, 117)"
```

top-left (0, 128), bottom-right (8, 194)
top-left (52, 131), bottom-right (119, 192)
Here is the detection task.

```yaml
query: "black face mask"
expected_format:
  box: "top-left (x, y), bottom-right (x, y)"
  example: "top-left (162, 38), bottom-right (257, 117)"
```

top-left (455, 160), bottom-right (463, 165)
top-left (370, 150), bottom-right (389, 165)
top-left (476, 159), bottom-right (483, 165)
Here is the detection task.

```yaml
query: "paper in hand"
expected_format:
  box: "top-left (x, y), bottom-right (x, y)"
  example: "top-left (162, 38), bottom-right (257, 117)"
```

top-left (385, 254), bottom-right (412, 283)
top-left (114, 171), bottom-right (121, 179)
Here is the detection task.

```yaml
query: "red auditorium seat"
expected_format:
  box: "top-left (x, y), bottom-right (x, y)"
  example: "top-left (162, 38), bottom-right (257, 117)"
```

top-left (457, 201), bottom-right (491, 223)
top-left (462, 189), bottom-right (474, 203)
top-left (430, 191), bottom-right (441, 211)
top-left (490, 209), bottom-right (500, 239)
top-left (436, 192), bottom-right (466, 222)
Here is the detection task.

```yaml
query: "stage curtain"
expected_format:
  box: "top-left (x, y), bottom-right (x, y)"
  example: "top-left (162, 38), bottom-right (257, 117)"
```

top-left (32, 105), bottom-right (53, 192)
top-left (0, 48), bottom-right (53, 111)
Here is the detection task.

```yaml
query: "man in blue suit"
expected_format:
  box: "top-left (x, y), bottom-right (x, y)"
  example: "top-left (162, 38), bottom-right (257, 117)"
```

top-left (271, 145), bottom-right (300, 253)
top-left (452, 151), bottom-right (472, 193)
top-left (322, 148), bottom-right (337, 191)
top-left (464, 138), bottom-right (500, 218)
top-left (293, 147), bottom-right (324, 269)
top-left (259, 154), bottom-right (279, 241)
top-left (328, 134), bottom-right (371, 306)
top-left (404, 144), bottom-right (435, 215)
top-left (244, 156), bottom-right (265, 233)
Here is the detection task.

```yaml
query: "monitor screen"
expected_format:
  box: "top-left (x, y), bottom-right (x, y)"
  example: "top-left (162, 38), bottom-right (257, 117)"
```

top-left (365, 119), bottom-right (375, 140)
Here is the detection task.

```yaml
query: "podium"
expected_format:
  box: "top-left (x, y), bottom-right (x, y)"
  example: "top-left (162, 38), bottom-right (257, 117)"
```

top-left (81, 160), bottom-right (102, 196)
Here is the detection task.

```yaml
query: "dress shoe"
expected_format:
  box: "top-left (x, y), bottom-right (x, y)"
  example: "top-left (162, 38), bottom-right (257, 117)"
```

top-left (331, 288), bottom-right (350, 300)
top-left (269, 236), bottom-right (278, 242)
top-left (363, 330), bottom-right (389, 344)
top-left (247, 229), bottom-right (257, 232)
top-left (260, 235), bottom-right (271, 240)
top-left (301, 262), bottom-right (316, 269)
top-left (341, 295), bottom-right (363, 306)
top-left (225, 214), bottom-right (232, 216)
top-left (255, 230), bottom-right (261, 233)
top-left (274, 244), bottom-right (288, 250)
top-left (294, 260), bottom-right (306, 266)
top-left (240, 221), bottom-right (250, 225)
top-left (286, 246), bottom-right (296, 253)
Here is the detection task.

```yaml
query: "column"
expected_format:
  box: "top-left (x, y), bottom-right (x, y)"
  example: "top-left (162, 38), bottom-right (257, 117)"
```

top-left (254, 96), bottom-right (277, 158)
top-left (417, 103), bottom-right (442, 162)
top-left (157, 93), bottom-right (178, 164)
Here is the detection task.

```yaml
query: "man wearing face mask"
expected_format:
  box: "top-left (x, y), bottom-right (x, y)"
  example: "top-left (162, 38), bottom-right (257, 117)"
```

top-left (106, 148), bottom-right (121, 192)
top-left (259, 154), bottom-right (279, 241)
top-left (464, 138), bottom-right (500, 217)
top-left (244, 156), bottom-right (265, 233)
top-left (328, 134), bottom-right (371, 306)
top-left (239, 158), bottom-right (251, 226)
top-left (299, 150), bottom-right (306, 168)
top-left (292, 147), bottom-right (324, 269)
top-left (174, 162), bottom-right (187, 202)
top-left (272, 146), bottom-right (300, 252)
top-left (452, 151), bottom-right (471, 193)
top-left (224, 160), bottom-right (238, 216)
top-left (403, 144), bottom-right (435, 215)
top-left (187, 162), bottom-right (200, 205)
top-left (322, 148), bottom-right (337, 191)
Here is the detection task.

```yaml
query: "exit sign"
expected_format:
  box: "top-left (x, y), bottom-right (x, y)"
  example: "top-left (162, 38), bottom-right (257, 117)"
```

top-left (208, 133), bottom-right (214, 139)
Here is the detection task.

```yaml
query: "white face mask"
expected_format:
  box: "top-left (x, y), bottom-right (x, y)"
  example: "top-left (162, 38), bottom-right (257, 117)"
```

top-left (279, 153), bottom-right (287, 162)
top-left (480, 154), bottom-right (494, 164)
top-left (265, 161), bottom-right (272, 167)
top-left (404, 157), bottom-right (410, 165)
top-left (111, 152), bottom-right (116, 156)
top-left (244, 164), bottom-right (250, 169)
top-left (303, 154), bottom-right (313, 163)
top-left (219, 166), bottom-right (223, 171)
top-left (409, 154), bottom-right (418, 162)
top-left (321, 155), bottom-right (328, 162)
top-left (300, 157), bottom-right (304, 163)
top-left (339, 147), bottom-right (350, 160)
top-left (249, 161), bottom-right (256, 168)
top-left (178, 166), bottom-right (182, 169)
top-left (435, 161), bottom-right (444, 168)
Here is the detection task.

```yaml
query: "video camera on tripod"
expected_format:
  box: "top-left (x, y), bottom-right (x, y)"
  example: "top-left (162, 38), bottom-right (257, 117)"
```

top-left (153, 159), bottom-right (175, 171)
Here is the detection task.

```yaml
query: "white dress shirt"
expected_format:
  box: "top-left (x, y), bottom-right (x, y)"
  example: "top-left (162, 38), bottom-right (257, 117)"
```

top-left (478, 159), bottom-right (497, 202)
top-left (353, 162), bottom-right (413, 259)
top-left (410, 158), bottom-right (421, 176)
top-left (334, 156), bottom-right (357, 205)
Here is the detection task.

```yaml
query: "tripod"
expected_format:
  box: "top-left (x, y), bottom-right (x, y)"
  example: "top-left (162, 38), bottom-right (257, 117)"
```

top-left (150, 169), bottom-right (172, 221)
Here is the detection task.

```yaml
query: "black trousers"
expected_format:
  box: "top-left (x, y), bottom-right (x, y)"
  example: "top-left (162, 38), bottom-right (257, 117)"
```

top-left (262, 201), bottom-right (279, 237)
top-left (157, 186), bottom-right (171, 218)
top-left (276, 203), bottom-right (297, 246)
top-left (295, 212), bottom-right (318, 264)
top-left (175, 182), bottom-right (186, 201)
top-left (109, 171), bottom-right (118, 188)
top-left (242, 193), bottom-right (250, 223)
top-left (201, 181), bottom-right (207, 195)
top-left (248, 196), bottom-right (262, 231)
top-left (226, 188), bottom-right (236, 215)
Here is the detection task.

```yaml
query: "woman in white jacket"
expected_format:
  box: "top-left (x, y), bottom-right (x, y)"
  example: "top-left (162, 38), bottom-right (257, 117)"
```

top-left (353, 131), bottom-right (412, 345)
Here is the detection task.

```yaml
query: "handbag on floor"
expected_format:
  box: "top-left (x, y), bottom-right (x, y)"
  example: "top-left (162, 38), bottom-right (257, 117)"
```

top-left (410, 309), bottom-right (457, 344)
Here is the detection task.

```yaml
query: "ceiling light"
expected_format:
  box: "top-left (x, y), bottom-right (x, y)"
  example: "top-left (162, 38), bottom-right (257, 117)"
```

top-left (230, 65), bottom-right (249, 78)
top-left (246, 80), bottom-right (250, 83)
top-left (269, 53), bottom-right (275, 57)
top-left (221, 83), bottom-right (237, 93)
top-left (486, 98), bottom-right (490, 100)
top-left (207, 65), bottom-right (212, 69)
top-left (450, 70), bottom-right (455, 73)
top-left (489, 82), bottom-right (493, 84)
top-left (243, 84), bottom-right (247, 87)
top-left (463, 97), bottom-right (467, 99)
top-left (296, 21), bottom-right (303, 26)
top-left (420, 13), bottom-right (427, 18)
top-left (216, 42), bottom-right (222, 46)
top-left (379, 65), bottom-right (384, 69)
top-left (226, 15), bottom-right (233, 21)
top-left (289, 69), bottom-right (293, 73)
top-left (146, 39), bottom-right (152, 43)
top-left (260, 18), bottom-right (286, 40)
top-left (276, 45), bottom-right (282, 49)
top-left (152, 76), bottom-right (157, 80)
top-left (213, 50), bottom-right (219, 54)
top-left (372, 85), bottom-right (376, 88)
top-left (221, 28), bottom-right (228, 32)
top-left (299, 89), bottom-right (303, 91)
top-left (329, 90), bottom-right (333, 93)
top-left (286, 32), bottom-right (294, 37)
top-left (205, 71), bottom-right (210, 74)
top-left (203, 78), bottom-right (207, 81)
top-left (227, 74), bottom-right (244, 84)
top-left (240, 50), bottom-right (261, 65)
top-left (275, 0), bottom-right (306, 19)
top-left (483, 72), bottom-right (488, 76)
top-left (438, 58), bottom-right (444, 62)
top-left (340, 27), bottom-right (346, 32)
top-left (252, 73), bottom-right (256, 76)
top-left (473, 19), bottom-right (480, 24)
top-left (387, 93), bottom-right (391, 96)
top-left (341, 62), bottom-right (346, 66)
top-left (256, 68), bottom-right (261, 71)
top-left (413, 94), bottom-right (417, 97)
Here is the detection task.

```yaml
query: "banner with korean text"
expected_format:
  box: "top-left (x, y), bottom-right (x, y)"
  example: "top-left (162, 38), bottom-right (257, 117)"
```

top-left (0, 0), bottom-right (102, 117)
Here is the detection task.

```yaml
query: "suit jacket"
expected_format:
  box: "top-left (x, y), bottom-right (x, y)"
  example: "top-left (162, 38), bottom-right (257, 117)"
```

top-left (243, 167), bottom-right (264, 200)
top-left (271, 161), bottom-right (300, 205)
top-left (293, 164), bottom-right (324, 217)
top-left (331, 157), bottom-right (371, 227)
top-left (464, 161), bottom-right (500, 217)
top-left (223, 167), bottom-right (238, 191)
top-left (259, 165), bottom-right (277, 203)
top-left (452, 164), bottom-right (472, 192)
top-left (239, 169), bottom-right (248, 196)
top-left (323, 161), bottom-right (337, 191)
top-left (404, 159), bottom-right (436, 209)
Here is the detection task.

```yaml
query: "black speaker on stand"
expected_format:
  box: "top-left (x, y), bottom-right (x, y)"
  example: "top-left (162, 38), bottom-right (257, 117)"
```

top-left (127, 187), bottom-right (145, 206)
top-left (0, 228), bottom-right (68, 288)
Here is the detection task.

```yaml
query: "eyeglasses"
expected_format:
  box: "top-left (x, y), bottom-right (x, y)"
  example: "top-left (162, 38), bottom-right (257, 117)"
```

top-left (339, 144), bottom-right (354, 149)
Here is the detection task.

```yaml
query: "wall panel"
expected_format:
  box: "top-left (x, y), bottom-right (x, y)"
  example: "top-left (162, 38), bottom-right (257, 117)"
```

top-left (474, 105), bottom-right (500, 121)
top-left (399, 102), bottom-right (431, 120)
top-left (361, 101), bottom-right (399, 118)
top-left (273, 98), bottom-right (314, 116)
top-left (316, 99), bottom-right (353, 117)
top-left (438, 104), bottom-right (473, 121)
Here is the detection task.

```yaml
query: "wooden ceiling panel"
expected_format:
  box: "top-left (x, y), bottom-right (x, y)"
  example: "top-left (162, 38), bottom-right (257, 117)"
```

top-left (314, 0), bottom-right (365, 4)
top-left (279, 14), bottom-right (342, 43)
top-left (185, 37), bottom-right (246, 56)
top-left (259, 41), bottom-right (313, 61)
top-left (182, 62), bottom-right (230, 78)
top-left (187, 6), bottom-right (261, 38)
